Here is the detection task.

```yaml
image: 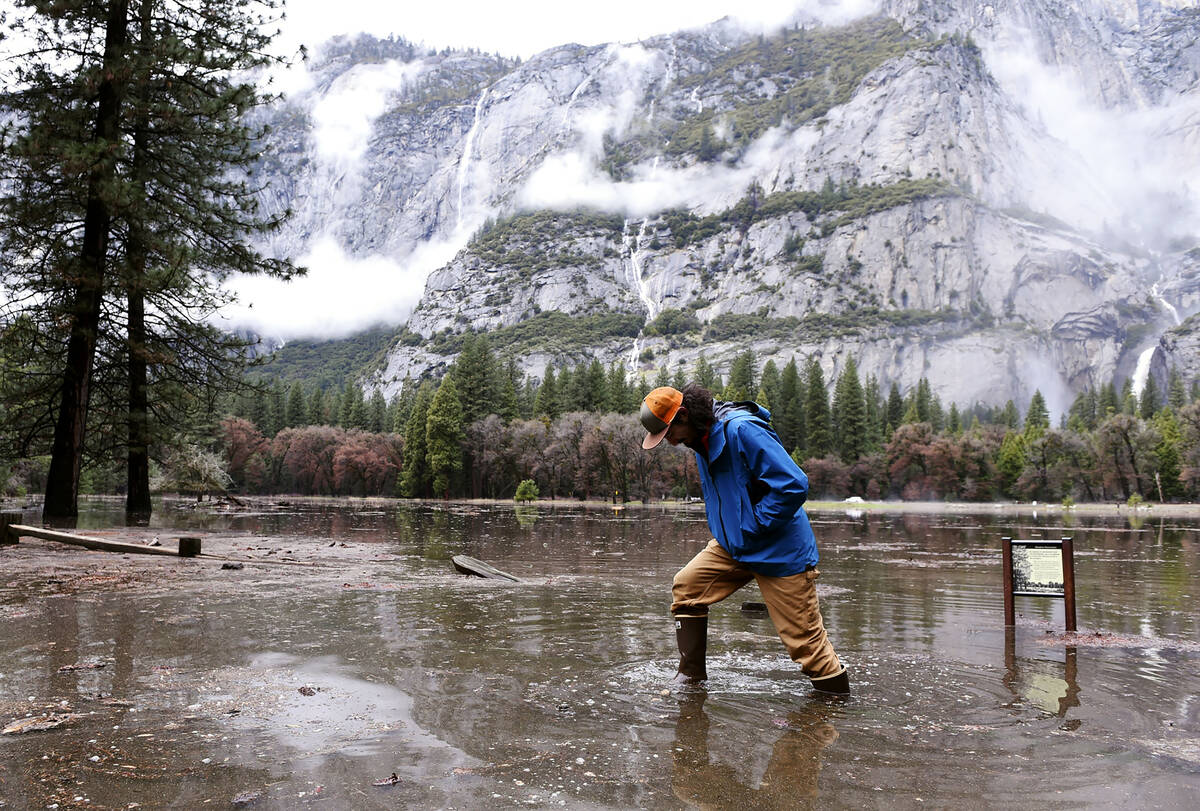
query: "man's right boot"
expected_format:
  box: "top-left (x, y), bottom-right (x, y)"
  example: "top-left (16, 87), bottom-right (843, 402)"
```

top-left (809, 668), bottom-right (850, 696)
top-left (672, 614), bottom-right (708, 686)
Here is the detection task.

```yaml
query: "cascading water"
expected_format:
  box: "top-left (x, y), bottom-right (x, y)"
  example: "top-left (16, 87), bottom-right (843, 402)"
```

top-left (624, 213), bottom-right (660, 370)
top-left (1131, 282), bottom-right (1182, 398)
top-left (1151, 281), bottom-right (1182, 327)
top-left (560, 72), bottom-right (596, 137)
top-left (456, 89), bottom-right (489, 234)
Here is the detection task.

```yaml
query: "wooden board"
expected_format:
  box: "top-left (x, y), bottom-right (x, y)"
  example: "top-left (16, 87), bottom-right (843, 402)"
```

top-left (451, 554), bottom-right (521, 582)
top-left (6, 524), bottom-right (190, 557)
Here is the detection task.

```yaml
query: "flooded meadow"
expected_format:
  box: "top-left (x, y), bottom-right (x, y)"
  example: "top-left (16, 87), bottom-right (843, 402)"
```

top-left (1, 498), bottom-right (1198, 809)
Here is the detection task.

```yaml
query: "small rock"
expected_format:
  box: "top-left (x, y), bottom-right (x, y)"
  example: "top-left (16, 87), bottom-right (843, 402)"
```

top-left (298, 685), bottom-right (316, 696)
top-left (231, 791), bottom-right (261, 806)
top-left (221, 562), bottom-right (244, 570)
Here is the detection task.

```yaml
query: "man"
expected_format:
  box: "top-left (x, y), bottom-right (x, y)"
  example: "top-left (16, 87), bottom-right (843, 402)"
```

top-left (640, 383), bottom-right (849, 695)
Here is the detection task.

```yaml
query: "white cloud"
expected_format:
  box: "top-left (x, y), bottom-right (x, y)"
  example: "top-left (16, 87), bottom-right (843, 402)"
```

top-left (310, 60), bottom-right (425, 163)
top-left (221, 236), bottom-right (463, 341)
top-left (518, 124), bottom-right (820, 217)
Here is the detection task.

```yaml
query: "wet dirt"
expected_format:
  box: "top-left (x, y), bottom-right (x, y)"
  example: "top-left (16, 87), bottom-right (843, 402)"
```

top-left (0, 497), bottom-right (1198, 809)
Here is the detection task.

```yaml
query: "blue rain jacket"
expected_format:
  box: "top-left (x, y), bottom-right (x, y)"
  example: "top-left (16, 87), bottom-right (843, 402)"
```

top-left (694, 400), bottom-right (818, 577)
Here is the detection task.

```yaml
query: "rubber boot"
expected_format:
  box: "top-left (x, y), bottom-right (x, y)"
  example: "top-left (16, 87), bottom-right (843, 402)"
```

top-left (809, 668), bottom-right (850, 696)
top-left (672, 614), bottom-right (708, 686)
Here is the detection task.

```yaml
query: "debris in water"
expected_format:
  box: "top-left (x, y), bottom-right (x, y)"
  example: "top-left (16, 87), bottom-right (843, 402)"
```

top-left (298, 685), bottom-right (317, 696)
top-left (221, 562), bottom-right (244, 570)
top-left (231, 790), bottom-right (261, 806)
top-left (58, 661), bottom-right (107, 672)
top-left (451, 555), bottom-right (521, 582)
top-left (373, 772), bottom-right (402, 787)
top-left (2, 713), bottom-right (80, 734)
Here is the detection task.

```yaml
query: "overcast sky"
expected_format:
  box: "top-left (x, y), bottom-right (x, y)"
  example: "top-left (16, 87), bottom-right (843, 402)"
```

top-left (276, 0), bottom-right (813, 59)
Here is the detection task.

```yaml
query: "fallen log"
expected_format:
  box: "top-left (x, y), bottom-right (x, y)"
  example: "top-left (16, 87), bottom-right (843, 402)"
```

top-left (3, 524), bottom-right (198, 557)
top-left (451, 554), bottom-right (521, 582)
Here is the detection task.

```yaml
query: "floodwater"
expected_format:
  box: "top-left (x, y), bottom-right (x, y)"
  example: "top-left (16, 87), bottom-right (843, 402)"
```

top-left (1, 499), bottom-right (1198, 809)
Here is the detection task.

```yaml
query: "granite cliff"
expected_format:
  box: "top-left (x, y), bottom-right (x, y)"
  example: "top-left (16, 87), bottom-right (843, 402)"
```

top-left (255, 0), bottom-right (1200, 413)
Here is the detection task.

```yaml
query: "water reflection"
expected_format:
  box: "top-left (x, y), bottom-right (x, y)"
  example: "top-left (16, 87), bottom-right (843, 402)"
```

top-left (514, 505), bottom-right (539, 527)
top-left (671, 692), bottom-right (838, 809)
top-left (1003, 629), bottom-right (1081, 719)
top-left (3, 498), bottom-right (1194, 807)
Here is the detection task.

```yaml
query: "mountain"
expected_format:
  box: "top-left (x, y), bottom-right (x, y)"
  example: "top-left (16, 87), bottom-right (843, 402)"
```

top-left (253, 0), bottom-right (1200, 415)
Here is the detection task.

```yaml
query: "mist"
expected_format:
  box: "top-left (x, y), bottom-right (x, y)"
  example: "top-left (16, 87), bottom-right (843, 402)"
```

top-left (222, 236), bottom-right (463, 341)
top-left (982, 24), bottom-right (1200, 251)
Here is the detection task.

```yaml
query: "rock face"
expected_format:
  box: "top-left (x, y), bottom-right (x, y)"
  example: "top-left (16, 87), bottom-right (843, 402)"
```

top-left (256, 1), bottom-right (1200, 414)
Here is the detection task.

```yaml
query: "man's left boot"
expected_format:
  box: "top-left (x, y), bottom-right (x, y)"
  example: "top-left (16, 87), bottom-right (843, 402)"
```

top-left (809, 668), bottom-right (850, 696)
top-left (672, 614), bottom-right (708, 687)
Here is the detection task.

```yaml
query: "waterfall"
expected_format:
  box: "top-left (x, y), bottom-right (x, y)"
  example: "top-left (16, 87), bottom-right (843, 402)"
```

top-left (1132, 282), bottom-right (1181, 398)
top-left (624, 196), bottom-right (661, 370)
top-left (456, 89), bottom-right (488, 233)
top-left (561, 72), bottom-right (595, 132)
top-left (690, 87), bottom-right (703, 114)
top-left (1131, 344), bottom-right (1155, 399)
top-left (1151, 282), bottom-right (1181, 326)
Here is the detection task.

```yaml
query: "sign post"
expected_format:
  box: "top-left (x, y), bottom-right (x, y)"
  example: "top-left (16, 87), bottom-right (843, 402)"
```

top-left (1002, 537), bottom-right (1076, 632)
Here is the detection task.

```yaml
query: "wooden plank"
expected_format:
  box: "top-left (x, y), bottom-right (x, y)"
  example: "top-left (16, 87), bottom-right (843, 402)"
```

top-left (7, 524), bottom-right (188, 557)
top-left (451, 554), bottom-right (521, 582)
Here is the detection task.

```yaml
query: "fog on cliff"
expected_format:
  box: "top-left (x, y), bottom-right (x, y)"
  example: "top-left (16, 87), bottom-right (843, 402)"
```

top-left (221, 0), bottom-right (1199, 342)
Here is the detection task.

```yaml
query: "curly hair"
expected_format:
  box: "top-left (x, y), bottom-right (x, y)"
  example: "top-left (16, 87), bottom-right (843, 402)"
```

top-left (679, 383), bottom-right (716, 433)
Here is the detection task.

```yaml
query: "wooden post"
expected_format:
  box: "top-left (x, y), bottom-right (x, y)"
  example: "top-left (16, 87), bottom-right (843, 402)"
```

top-left (1061, 536), bottom-right (1077, 632)
top-left (178, 537), bottom-right (202, 557)
top-left (1, 512), bottom-right (23, 545)
top-left (1002, 536), bottom-right (1014, 626)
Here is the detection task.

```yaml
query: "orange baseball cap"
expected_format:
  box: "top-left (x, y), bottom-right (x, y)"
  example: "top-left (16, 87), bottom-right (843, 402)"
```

top-left (640, 386), bottom-right (683, 449)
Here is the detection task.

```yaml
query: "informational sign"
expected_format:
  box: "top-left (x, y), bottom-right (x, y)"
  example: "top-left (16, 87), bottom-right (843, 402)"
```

top-left (1002, 537), bottom-right (1077, 632)
top-left (1011, 544), bottom-right (1065, 595)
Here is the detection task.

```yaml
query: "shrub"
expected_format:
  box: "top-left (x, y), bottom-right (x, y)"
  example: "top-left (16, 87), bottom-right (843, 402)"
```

top-left (514, 479), bottom-right (540, 502)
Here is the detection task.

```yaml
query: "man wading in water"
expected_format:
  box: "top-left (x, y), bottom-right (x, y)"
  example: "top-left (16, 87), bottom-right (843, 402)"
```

top-left (640, 383), bottom-right (850, 695)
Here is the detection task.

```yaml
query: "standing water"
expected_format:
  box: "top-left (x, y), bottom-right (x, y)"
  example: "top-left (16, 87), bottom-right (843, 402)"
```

top-left (1, 500), bottom-right (1198, 808)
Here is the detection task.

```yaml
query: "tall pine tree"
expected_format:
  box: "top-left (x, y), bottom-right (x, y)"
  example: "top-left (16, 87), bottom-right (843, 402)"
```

top-left (802, 358), bottom-right (832, 458)
top-left (426, 375), bottom-right (465, 499)
top-left (2, 0), bottom-right (298, 523)
top-left (832, 357), bottom-right (867, 463)
top-left (400, 382), bottom-right (435, 497)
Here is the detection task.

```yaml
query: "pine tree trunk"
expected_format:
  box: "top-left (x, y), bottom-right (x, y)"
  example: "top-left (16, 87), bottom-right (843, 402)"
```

top-left (125, 0), bottom-right (154, 526)
top-left (126, 284), bottom-right (151, 523)
top-left (43, 1), bottom-right (131, 527)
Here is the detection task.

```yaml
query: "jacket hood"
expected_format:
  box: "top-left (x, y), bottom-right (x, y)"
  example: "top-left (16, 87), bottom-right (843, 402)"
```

top-left (713, 399), bottom-right (772, 423)
top-left (706, 399), bottom-right (773, 462)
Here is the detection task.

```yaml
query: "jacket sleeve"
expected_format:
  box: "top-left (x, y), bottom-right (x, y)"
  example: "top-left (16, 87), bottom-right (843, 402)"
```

top-left (735, 420), bottom-right (809, 533)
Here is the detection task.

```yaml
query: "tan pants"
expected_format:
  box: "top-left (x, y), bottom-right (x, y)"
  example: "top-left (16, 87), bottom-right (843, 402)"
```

top-left (671, 539), bottom-right (844, 680)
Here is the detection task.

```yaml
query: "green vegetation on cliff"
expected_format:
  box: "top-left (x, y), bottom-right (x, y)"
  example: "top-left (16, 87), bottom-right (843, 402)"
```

top-left (467, 209), bottom-right (626, 274)
top-left (669, 17), bottom-right (920, 156)
top-left (252, 326), bottom-right (401, 390)
top-left (418, 310), bottom-right (645, 357)
top-left (663, 177), bottom-right (955, 248)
